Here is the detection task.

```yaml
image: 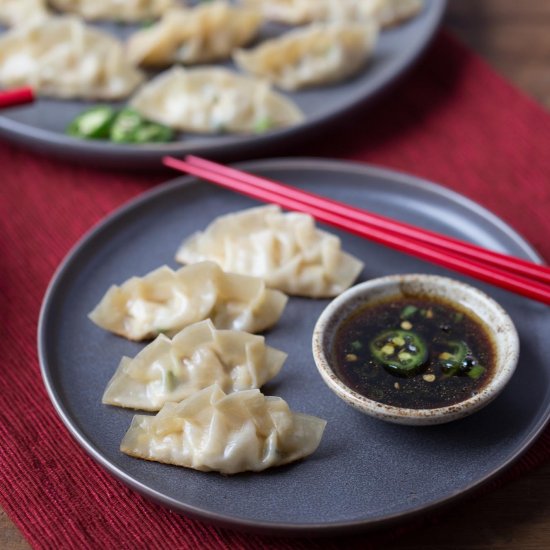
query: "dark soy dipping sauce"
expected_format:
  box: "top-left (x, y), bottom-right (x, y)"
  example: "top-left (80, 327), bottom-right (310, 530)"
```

top-left (333, 296), bottom-right (496, 409)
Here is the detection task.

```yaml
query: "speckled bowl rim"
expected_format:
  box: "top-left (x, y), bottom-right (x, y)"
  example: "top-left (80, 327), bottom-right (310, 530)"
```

top-left (312, 274), bottom-right (520, 425)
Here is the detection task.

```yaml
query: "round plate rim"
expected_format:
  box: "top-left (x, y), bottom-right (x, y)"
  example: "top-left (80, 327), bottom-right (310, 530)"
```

top-left (1, 1), bottom-right (446, 166)
top-left (38, 157), bottom-right (548, 535)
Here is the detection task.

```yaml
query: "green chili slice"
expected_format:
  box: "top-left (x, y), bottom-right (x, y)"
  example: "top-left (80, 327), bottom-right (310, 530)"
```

top-left (66, 105), bottom-right (116, 139)
top-left (369, 329), bottom-right (428, 376)
top-left (439, 340), bottom-right (486, 379)
top-left (110, 108), bottom-right (173, 143)
top-left (110, 108), bottom-right (146, 143)
top-left (438, 340), bottom-right (469, 375)
top-left (67, 106), bottom-right (174, 143)
top-left (133, 123), bottom-right (173, 143)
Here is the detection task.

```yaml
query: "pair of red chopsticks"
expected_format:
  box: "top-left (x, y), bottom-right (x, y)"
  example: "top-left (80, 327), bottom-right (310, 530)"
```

top-left (163, 155), bottom-right (550, 306)
top-left (0, 87), bottom-right (34, 109)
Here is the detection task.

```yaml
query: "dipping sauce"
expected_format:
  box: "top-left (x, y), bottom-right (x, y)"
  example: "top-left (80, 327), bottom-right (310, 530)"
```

top-left (332, 296), bottom-right (496, 409)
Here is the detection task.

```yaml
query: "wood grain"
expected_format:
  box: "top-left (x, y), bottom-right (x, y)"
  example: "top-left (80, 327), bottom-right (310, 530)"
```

top-left (446, 0), bottom-right (550, 109)
top-left (2, 1), bottom-right (550, 548)
top-left (385, 462), bottom-right (550, 549)
top-left (0, 510), bottom-right (30, 550)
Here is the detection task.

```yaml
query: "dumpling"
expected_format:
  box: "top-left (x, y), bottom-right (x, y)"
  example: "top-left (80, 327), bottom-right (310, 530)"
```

top-left (103, 319), bottom-right (287, 411)
top-left (241, 0), bottom-right (423, 27)
top-left (47, 0), bottom-right (174, 22)
top-left (240, 0), bottom-right (327, 25)
top-left (176, 205), bottom-right (364, 298)
top-left (326, 0), bottom-right (424, 28)
top-left (0, 17), bottom-right (144, 99)
top-left (0, 0), bottom-right (49, 27)
top-left (130, 67), bottom-right (304, 134)
top-left (121, 384), bottom-right (327, 474)
top-left (371, 0), bottom-right (424, 28)
top-left (127, 2), bottom-right (262, 67)
top-left (89, 262), bottom-right (288, 341)
top-left (234, 22), bottom-right (378, 91)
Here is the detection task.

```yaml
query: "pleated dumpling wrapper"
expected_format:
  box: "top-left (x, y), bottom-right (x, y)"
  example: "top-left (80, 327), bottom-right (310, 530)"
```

top-left (0, 17), bottom-right (144, 99)
top-left (129, 67), bottom-right (304, 134)
top-left (127, 1), bottom-right (262, 67)
top-left (48, 0), bottom-right (174, 22)
top-left (89, 261), bottom-right (288, 341)
top-left (326, 0), bottom-right (423, 28)
top-left (0, 0), bottom-right (49, 28)
top-left (121, 384), bottom-right (327, 474)
top-left (234, 22), bottom-right (378, 91)
top-left (103, 319), bottom-right (287, 411)
top-left (176, 205), bottom-right (364, 298)
top-left (240, 0), bottom-right (328, 25)
top-left (241, 0), bottom-right (423, 27)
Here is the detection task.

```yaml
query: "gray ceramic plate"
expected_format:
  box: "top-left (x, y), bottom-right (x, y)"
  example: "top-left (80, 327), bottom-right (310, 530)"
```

top-left (0, 1), bottom-right (445, 168)
top-left (39, 159), bottom-right (550, 535)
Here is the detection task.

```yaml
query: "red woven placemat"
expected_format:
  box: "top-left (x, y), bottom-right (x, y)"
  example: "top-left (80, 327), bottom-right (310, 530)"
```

top-left (1, 31), bottom-right (550, 549)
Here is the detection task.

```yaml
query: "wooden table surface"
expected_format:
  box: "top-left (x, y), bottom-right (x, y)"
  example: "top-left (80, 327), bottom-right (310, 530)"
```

top-left (3, 1), bottom-right (550, 548)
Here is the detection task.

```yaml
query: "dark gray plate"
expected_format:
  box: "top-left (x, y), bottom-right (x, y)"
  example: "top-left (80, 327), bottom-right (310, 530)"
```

top-left (0, 1), bottom-right (445, 168)
top-left (38, 159), bottom-right (550, 535)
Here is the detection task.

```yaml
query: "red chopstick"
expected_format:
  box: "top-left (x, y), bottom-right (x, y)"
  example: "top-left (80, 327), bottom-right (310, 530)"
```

top-left (163, 155), bottom-right (550, 306)
top-left (0, 87), bottom-right (35, 109)
top-left (185, 154), bottom-right (550, 286)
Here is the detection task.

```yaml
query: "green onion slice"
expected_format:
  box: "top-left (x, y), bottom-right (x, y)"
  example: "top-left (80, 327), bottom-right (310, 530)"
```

top-left (467, 365), bottom-right (486, 379)
top-left (400, 305), bottom-right (418, 319)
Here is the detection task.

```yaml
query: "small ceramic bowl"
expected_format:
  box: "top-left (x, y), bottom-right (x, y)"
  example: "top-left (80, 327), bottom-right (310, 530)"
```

top-left (312, 274), bottom-right (519, 426)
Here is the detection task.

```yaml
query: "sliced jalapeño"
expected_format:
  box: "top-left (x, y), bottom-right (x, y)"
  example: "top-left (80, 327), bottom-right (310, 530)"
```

top-left (438, 340), bottom-right (486, 379)
top-left (66, 105), bottom-right (116, 139)
top-left (109, 108), bottom-right (145, 143)
top-left (369, 329), bottom-right (428, 377)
